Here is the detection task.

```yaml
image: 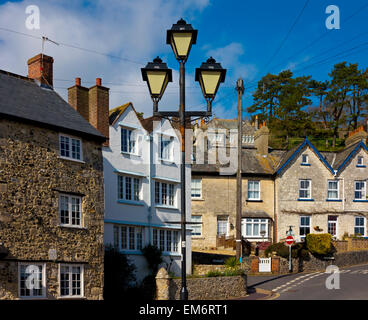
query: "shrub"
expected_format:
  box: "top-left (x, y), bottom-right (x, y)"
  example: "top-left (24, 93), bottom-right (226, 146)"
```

top-left (205, 270), bottom-right (223, 277)
top-left (224, 256), bottom-right (240, 269)
top-left (141, 244), bottom-right (163, 275)
top-left (103, 245), bottom-right (136, 300)
top-left (306, 233), bottom-right (332, 256)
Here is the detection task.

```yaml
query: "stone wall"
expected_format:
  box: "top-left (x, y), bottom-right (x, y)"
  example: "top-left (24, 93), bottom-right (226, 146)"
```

top-left (278, 250), bottom-right (368, 274)
top-left (192, 264), bottom-right (227, 276)
top-left (0, 119), bottom-right (104, 299)
top-left (156, 268), bottom-right (247, 300)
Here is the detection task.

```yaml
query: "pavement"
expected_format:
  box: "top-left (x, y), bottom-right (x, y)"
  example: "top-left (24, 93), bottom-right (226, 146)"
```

top-left (241, 263), bottom-right (368, 300)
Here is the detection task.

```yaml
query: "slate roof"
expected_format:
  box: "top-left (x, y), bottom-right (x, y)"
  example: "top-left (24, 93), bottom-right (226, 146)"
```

top-left (0, 70), bottom-right (105, 141)
top-left (242, 210), bottom-right (273, 219)
top-left (109, 102), bottom-right (132, 125)
top-left (192, 147), bottom-right (285, 175)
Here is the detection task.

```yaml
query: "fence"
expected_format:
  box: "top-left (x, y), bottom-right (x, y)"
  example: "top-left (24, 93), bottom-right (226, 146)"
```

top-left (216, 235), bottom-right (236, 249)
top-left (332, 238), bottom-right (368, 252)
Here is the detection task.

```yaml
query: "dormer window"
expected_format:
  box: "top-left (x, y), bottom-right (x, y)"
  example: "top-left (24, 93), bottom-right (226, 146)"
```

top-left (121, 127), bottom-right (136, 154)
top-left (301, 154), bottom-right (309, 165)
top-left (159, 134), bottom-right (173, 161)
top-left (357, 156), bottom-right (364, 166)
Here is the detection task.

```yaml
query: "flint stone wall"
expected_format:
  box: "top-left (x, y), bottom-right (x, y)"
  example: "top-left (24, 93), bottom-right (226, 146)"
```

top-left (0, 119), bottom-right (104, 299)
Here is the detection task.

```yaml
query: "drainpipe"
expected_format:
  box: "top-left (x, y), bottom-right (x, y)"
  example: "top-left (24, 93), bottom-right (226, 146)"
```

top-left (147, 133), bottom-right (153, 243)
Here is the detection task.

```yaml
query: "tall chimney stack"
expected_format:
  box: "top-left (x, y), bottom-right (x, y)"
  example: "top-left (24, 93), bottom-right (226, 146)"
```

top-left (89, 78), bottom-right (109, 145)
top-left (27, 53), bottom-right (54, 87)
top-left (68, 78), bottom-right (90, 122)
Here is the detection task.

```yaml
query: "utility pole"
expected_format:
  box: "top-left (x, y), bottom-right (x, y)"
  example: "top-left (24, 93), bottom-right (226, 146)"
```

top-left (236, 78), bottom-right (244, 260)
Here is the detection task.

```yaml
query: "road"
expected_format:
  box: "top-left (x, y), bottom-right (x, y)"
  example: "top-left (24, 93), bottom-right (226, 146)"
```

top-left (247, 263), bottom-right (368, 300)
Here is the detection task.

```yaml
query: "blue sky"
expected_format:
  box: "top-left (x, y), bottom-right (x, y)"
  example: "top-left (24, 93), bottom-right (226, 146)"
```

top-left (0, 0), bottom-right (367, 119)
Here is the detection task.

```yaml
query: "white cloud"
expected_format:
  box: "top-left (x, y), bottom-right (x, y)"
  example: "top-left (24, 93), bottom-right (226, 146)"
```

top-left (0, 0), bottom-right (210, 116)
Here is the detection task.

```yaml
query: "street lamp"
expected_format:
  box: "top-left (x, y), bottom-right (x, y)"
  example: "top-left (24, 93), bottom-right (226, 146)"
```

top-left (141, 18), bottom-right (226, 301)
top-left (141, 57), bottom-right (173, 113)
top-left (195, 57), bottom-right (226, 112)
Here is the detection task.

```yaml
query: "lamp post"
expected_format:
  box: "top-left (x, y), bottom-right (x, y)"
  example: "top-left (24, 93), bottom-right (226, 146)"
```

top-left (141, 18), bottom-right (226, 300)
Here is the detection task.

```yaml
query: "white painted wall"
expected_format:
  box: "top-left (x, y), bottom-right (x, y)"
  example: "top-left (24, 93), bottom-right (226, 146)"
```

top-left (103, 105), bottom-right (192, 283)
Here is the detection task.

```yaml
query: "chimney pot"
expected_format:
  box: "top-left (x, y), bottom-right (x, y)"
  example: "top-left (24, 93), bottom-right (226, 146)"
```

top-left (75, 77), bottom-right (81, 86)
top-left (96, 78), bottom-right (102, 86)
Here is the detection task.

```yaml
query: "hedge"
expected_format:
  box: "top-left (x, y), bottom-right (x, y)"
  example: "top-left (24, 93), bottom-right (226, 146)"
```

top-left (306, 233), bottom-right (332, 255)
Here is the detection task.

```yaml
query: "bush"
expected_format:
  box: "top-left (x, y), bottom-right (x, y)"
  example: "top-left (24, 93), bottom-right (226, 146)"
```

top-left (224, 256), bottom-right (240, 269)
top-left (103, 245), bottom-right (136, 300)
top-left (306, 233), bottom-right (332, 256)
top-left (141, 244), bottom-right (163, 275)
top-left (205, 270), bottom-right (223, 277)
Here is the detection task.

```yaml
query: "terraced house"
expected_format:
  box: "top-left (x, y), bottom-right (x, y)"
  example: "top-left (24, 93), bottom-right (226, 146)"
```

top-left (102, 104), bottom-right (192, 281)
top-left (191, 119), bottom-right (283, 249)
top-left (0, 54), bottom-right (105, 299)
top-left (275, 128), bottom-right (368, 242)
top-left (191, 118), bottom-right (368, 251)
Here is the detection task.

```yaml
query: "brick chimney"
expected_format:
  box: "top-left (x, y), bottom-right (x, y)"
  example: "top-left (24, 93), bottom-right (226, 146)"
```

top-left (68, 78), bottom-right (89, 122)
top-left (88, 78), bottom-right (109, 145)
top-left (27, 53), bottom-right (54, 87)
top-left (346, 126), bottom-right (368, 147)
top-left (254, 124), bottom-right (269, 155)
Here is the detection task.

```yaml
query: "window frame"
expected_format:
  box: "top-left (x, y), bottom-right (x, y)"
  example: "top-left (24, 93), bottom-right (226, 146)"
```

top-left (299, 179), bottom-right (312, 199)
top-left (354, 216), bottom-right (366, 236)
top-left (248, 180), bottom-right (261, 200)
top-left (327, 215), bottom-right (338, 238)
top-left (159, 134), bottom-right (174, 162)
top-left (242, 218), bottom-right (268, 238)
top-left (299, 215), bottom-right (311, 240)
top-left (301, 154), bottom-right (309, 165)
top-left (118, 225), bottom-right (144, 251)
top-left (152, 228), bottom-right (180, 254)
top-left (357, 156), bottom-right (364, 166)
top-left (59, 134), bottom-right (83, 162)
top-left (18, 263), bottom-right (46, 299)
top-left (154, 181), bottom-right (176, 208)
top-left (327, 180), bottom-right (339, 200)
top-left (121, 127), bottom-right (137, 155)
top-left (117, 175), bottom-right (141, 202)
top-left (59, 194), bottom-right (83, 228)
top-left (58, 264), bottom-right (84, 299)
top-left (191, 178), bottom-right (202, 199)
top-left (217, 216), bottom-right (229, 236)
top-left (191, 215), bottom-right (202, 237)
top-left (354, 180), bottom-right (366, 200)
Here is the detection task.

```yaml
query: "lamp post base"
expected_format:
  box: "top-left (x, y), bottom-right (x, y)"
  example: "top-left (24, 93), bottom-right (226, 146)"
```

top-left (180, 287), bottom-right (188, 300)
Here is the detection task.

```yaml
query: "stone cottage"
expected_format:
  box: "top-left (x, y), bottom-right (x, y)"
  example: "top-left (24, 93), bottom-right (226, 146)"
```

top-left (0, 54), bottom-right (105, 299)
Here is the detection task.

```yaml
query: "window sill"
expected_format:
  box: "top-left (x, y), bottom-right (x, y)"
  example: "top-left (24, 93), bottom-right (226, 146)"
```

top-left (353, 200), bottom-right (368, 202)
top-left (57, 156), bottom-right (85, 164)
top-left (300, 163), bottom-right (311, 166)
top-left (298, 198), bottom-right (314, 201)
top-left (121, 151), bottom-right (140, 157)
top-left (159, 158), bottom-right (175, 165)
top-left (59, 225), bottom-right (87, 230)
top-left (117, 200), bottom-right (144, 206)
top-left (356, 165), bottom-right (366, 168)
top-left (192, 197), bottom-right (204, 201)
top-left (192, 236), bottom-right (204, 239)
top-left (57, 296), bottom-right (86, 300)
top-left (155, 205), bottom-right (179, 211)
top-left (246, 199), bottom-right (263, 202)
top-left (121, 250), bottom-right (143, 255)
top-left (326, 199), bottom-right (342, 202)
top-left (162, 252), bottom-right (181, 257)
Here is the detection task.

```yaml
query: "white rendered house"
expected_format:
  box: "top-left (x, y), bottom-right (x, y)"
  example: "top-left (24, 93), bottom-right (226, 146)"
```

top-left (103, 103), bottom-right (192, 282)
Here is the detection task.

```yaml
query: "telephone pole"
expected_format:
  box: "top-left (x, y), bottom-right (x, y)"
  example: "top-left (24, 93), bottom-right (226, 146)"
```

top-left (236, 78), bottom-right (244, 260)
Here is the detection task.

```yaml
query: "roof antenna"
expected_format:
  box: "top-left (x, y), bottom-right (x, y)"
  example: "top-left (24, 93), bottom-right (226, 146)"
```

top-left (40, 36), bottom-right (59, 87)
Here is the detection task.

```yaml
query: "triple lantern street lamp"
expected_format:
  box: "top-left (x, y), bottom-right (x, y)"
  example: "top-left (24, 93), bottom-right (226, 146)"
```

top-left (141, 18), bottom-right (227, 300)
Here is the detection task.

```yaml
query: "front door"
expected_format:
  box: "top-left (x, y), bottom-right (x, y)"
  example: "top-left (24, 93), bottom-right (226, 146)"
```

top-left (328, 215), bottom-right (338, 238)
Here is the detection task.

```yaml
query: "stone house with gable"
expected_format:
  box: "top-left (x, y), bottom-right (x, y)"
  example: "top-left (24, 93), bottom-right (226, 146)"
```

top-left (0, 54), bottom-right (105, 299)
top-left (275, 128), bottom-right (368, 242)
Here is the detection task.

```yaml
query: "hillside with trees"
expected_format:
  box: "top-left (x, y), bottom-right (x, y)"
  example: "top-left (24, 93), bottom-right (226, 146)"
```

top-left (247, 62), bottom-right (368, 151)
